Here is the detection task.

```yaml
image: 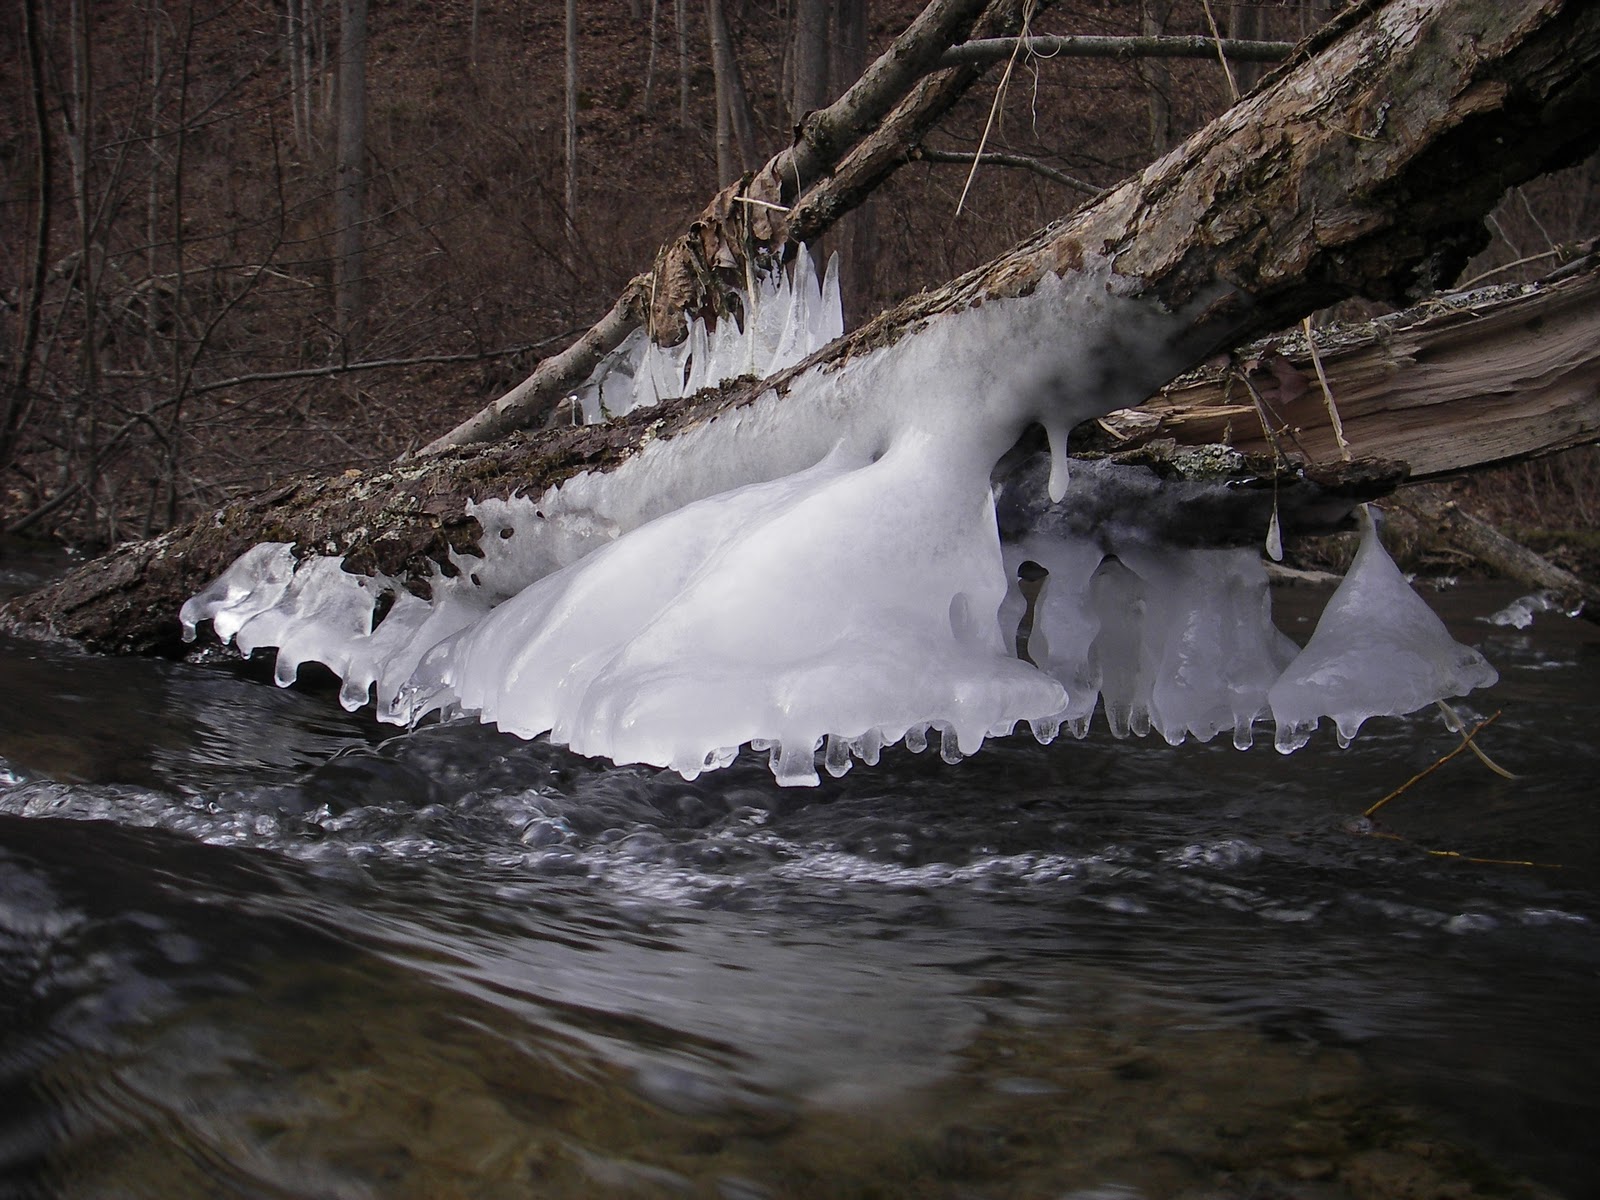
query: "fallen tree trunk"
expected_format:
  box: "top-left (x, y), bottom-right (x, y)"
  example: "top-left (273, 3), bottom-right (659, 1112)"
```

top-left (1097, 251), bottom-right (1600, 478)
top-left (6, 0), bottom-right (1599, 655)
top-left (1400, 490), bottom-right (1600, 619)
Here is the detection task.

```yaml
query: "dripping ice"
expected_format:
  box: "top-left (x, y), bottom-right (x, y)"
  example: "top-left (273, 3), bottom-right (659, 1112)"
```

top-left (180, 253), bottom-right (1497, 785)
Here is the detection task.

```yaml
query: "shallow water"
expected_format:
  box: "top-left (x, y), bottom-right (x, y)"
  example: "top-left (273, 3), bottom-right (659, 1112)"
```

top-left (1, 562), bottom-right (1597, 1199)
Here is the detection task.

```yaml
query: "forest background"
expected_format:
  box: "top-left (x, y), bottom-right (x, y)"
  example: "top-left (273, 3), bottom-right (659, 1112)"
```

top-left (3, 0), bottom-right (1597, 573)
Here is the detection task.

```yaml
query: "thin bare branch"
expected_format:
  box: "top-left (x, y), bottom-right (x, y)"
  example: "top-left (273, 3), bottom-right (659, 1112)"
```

top-left (190, 336), bottom-right (577, 397)
top-left (938, 33), bottom-right (1294, 67)
top-left (916, 146), bottom-right (1099, 195)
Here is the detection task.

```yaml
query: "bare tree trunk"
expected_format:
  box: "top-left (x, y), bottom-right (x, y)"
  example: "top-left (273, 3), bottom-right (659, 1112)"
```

top-left (286, 0), bottom-right (307, 149)
top-left (793, 0), bottom-right (831, 124)
top-left (644, 0), bottom-right (661, 109)
top-left (8, 0), bottom-right (1599, 654)
top-left (162, 2), bottom-right (197, 531)
top-left (1227, 0), bottom-right (1267, 91)
top-left (565, 0), bottom-right (580, 225)
top-left (146, 2), bottom-right (164, 365)
top-left (66, 0), bottom-right (101, 405)
top-left (676, 0), bottom-right (690, 128)
top-left (334, 0), bottom-right (367, 350)
top-left (1, 0), bottom-right (53, 474)
top-left (707, 0), bottom-right (758, 178)
top-left (833, 0), bottom-right (876, 320)
top-left (1140, 0), bottom-right (1173, 155)
top-left (709, 0), bottom-right (734, 183)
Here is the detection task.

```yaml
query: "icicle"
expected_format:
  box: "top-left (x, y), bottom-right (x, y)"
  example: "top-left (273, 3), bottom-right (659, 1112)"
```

top-left (818, 252), bottom-right (844, 344)
top-left (1044, 417), bottom-right (1072, 503)
top-left (824, 734), bottom-right (853, 777)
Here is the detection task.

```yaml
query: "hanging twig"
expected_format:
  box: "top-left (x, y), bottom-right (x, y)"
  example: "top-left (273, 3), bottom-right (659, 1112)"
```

top-left (1199, 0), bottom-right (1240, 102)
top-left (955, 0), bottom-right (1033, 218)
top-left (1301, 315), bottom-right (1351, 460)
top-left (1234, 367), bottom-right (1300, 466)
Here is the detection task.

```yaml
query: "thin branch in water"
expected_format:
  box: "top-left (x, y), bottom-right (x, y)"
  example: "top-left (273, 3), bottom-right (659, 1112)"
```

top-left (1364, 709), bottom-right (1504, 819)
top-left (1361, 829), bottom-right (1562, 869)
top-left (1435, 699), bottom-right (1518, 779)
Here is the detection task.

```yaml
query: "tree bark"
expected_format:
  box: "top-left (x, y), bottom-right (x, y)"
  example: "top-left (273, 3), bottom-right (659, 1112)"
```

top-left (6, 0), bottom-right (1599, 656)
top-left (1097, 253), bottom-right (1600, 479)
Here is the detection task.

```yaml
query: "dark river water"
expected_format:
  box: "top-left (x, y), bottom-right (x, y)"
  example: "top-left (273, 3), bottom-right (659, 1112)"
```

top-left (1, 551), bottom-right (1597, 1200)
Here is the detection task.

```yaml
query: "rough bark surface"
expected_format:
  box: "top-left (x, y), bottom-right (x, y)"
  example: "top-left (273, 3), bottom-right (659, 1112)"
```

top-left (6, 0), bottom-right (1598, 656)
top-left (1096, 254), bottom-right (1600, 478)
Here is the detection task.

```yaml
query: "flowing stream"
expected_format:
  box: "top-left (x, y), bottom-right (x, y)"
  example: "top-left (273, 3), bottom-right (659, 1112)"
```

top-left (1, 550), bottom-right (1597, 1200)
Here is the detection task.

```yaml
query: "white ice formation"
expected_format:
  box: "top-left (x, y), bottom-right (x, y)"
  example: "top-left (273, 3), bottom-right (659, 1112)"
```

top-left (566, 248), bottom-right (843, 423)
top-left (182, 256), bottom-right (1497, 785)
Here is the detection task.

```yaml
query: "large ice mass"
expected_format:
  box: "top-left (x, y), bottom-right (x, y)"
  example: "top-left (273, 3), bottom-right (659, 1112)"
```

top-left (181, 256), bottom-right (1497, 784)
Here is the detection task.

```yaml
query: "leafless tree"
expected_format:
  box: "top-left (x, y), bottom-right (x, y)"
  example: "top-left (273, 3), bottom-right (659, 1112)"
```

top-left (565, 0), bottom-right (580, 225)
top-left (334, 0), bottom-right (367, 348)
top-left (792, 0), bottom-right (831, 124)
top-left (707, 0), bottom-right (758, 184)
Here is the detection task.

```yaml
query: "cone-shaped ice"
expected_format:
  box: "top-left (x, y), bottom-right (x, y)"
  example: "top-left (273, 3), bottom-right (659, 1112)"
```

top-left (1267, 508), bottom-right (1498, 752)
